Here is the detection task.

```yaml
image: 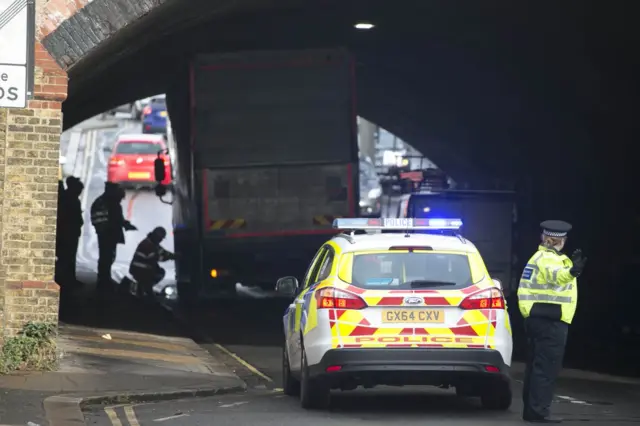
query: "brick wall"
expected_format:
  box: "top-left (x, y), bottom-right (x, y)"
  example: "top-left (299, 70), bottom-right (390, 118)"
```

top-left (0, 42), bottom-right (68, 339)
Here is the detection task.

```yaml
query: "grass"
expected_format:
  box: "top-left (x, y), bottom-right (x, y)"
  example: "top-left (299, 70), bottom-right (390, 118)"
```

top-left (0, 322), bottom-right (58, 374)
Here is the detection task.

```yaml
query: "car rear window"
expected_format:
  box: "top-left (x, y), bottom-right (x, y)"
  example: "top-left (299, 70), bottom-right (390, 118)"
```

top-left (349, 252), bottom-right (473, 290)
top-left (115, 142), bottom-right (161, 154)
top-left (150, 98), bottom-right (166, 109)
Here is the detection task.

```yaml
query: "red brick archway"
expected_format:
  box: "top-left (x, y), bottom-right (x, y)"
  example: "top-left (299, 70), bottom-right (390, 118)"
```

top-left (0, 0), bottom-right (84, 337)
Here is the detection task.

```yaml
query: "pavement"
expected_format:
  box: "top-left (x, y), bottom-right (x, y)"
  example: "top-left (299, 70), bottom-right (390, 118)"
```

top-left (0, 273), bottom-right (246, 426)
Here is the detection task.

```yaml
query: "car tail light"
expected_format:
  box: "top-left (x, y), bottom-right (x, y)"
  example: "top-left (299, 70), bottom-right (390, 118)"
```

top-left (459, 288), bottom-right (505, 310)
top-left (316, 287), bottom-right (367, 310)
top-left (142, 106), bottom-right (152, 116)
top-left (109, 157), bottom-right (124, 166)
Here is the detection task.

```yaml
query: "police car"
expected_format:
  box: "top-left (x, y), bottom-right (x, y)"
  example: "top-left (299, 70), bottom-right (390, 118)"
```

top-left (276, 217), bottom-right (513, 410)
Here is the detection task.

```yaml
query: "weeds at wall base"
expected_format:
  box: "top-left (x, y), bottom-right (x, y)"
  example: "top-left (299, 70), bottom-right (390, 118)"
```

top-left (0, 322), bottom-right (58, 374)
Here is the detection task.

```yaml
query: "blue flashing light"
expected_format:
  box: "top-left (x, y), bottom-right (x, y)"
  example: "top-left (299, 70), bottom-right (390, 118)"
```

top-left (333, 217), bottom-right (463, 230)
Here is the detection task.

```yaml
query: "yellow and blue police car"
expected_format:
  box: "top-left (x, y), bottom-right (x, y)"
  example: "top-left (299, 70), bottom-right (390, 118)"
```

top-left (277, 217), bottom-right (513, 410)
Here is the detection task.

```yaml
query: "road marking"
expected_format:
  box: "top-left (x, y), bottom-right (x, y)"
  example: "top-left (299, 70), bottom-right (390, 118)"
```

top-left (518, 380), bottom-right (591, 405)
top-left (84, 130), bottom-right (96, 181)
top-left (124, 405), bottom-right (140, 426)
top-left (74, 130), bottom-right (89, 179)
top-left (557, 395), bottom-right (592, 406)
top-left (219, 401), bottom-right (249, 408)
top-left (154, 413), bottom-right (190, 422)
top-left (126, 191), bottom-right (141, 220)
top-left (104, 407), bottom-right (122, 426)
top-left (77, 129), bottom-right (96, 262)
top-left (98, 131), bottom-right (108, 167)
top-left (80, 130), bottom-right (96, 230)
top-left (66, 130), bottom-right (82, 176)
top-left (213, 343), bottom-right (273, 382)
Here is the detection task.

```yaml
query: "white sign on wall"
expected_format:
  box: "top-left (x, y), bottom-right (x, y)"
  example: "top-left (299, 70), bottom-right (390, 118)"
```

top-left (0, 0), bottom-right (35, 108)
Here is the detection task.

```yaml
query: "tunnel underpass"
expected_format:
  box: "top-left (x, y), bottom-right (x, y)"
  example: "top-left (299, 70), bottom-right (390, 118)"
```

top-left (49, 1), bottom-right (636, 346)
top-left (0, 1), bottom-right (639, 422)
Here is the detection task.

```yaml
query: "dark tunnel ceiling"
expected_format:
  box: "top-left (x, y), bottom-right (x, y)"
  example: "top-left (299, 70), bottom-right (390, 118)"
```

top-left (59, 0), bottom-right (637, 183)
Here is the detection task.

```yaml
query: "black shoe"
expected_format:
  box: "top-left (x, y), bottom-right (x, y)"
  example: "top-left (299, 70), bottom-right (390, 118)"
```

top-left (523, 416), bottom-right (563, 423)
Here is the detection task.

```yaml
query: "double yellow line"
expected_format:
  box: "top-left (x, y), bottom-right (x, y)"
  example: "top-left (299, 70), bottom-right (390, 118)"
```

top-left (104, 405), bottom-right (140, 425)
top-left (100, 345), bottom-right (279, 426)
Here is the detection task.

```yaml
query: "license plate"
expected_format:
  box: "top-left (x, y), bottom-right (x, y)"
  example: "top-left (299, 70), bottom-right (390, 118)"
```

top-left (381, 309), bottom-right (445, 323)
top-left (128, 172), bottom-right (150, 179)
top-left (160, 111), bottom-right (167, 117)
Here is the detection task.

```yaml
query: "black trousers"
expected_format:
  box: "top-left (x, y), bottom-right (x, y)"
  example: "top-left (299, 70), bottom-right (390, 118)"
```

top-left (522, 316), bottom-right (569, 419)
top-left (97, 235), bottom-right (117, 290)
top-left (57, 235), bottom-right (79, 282)
top-left (133, 267), bottom-right (166, 297)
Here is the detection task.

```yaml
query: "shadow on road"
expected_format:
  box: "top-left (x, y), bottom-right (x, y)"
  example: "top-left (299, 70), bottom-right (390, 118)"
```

top-left (181, 298), bottom-right (290, 348)
top-left (58, 273), bottom-right (184, 338)
top-left (325, 389), bottom-right (504, 417)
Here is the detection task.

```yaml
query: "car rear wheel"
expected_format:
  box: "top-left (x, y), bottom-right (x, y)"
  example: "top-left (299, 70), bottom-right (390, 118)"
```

top-left (300, 349), bottom-right (330, 409)
top-left (480, 380), bottom-right (512, 410)
top-left (282, 345), bottom-right (300, 396)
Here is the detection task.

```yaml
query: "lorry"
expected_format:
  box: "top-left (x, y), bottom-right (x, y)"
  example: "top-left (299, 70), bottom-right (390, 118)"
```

top-left (396, 178), bottom-right (517, 295)
top-left (160, 49), bottom-right (359, 299)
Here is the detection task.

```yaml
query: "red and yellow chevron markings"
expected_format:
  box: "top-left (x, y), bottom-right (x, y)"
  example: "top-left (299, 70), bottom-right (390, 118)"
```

top-left (312, 215), bottom-right (342, 225)
top-left (327, 285), bottom-right (499, 350)
top-left (209, 219), bottom-right (247, 230)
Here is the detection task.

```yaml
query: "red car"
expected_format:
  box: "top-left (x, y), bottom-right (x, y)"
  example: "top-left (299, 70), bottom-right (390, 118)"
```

top-left (107, 134), bottom-right (172, 187)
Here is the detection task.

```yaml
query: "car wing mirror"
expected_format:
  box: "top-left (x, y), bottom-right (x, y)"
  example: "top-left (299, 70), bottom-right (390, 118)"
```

top-left (154, 149), bottom-right (168, 182)
top-left (276, 276), bottom-right (299, 297)
top-left (154, 158), bottom-right (166, 182)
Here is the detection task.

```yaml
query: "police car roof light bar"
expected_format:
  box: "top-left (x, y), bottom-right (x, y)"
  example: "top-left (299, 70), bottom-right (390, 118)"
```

top-left (332, 218), bottom-right (463, 231)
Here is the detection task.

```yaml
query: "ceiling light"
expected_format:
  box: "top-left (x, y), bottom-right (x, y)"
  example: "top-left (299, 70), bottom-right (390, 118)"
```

top-left (354, 22), bottom-right (374, 30)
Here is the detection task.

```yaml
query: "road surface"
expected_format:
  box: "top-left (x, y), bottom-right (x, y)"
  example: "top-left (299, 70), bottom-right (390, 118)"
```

top-left (81, 298), bottom-right (640, 426)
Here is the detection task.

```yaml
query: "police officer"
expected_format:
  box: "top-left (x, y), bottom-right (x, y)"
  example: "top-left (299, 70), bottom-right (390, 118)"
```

top-left (55, 179), bottom-right (66, 284)
top-left (56, 176), bottom-right (85, 284)
top-left (129, 227), bottom-right (175, 298)
top-left (518, 220), bottom-right (587, 423)
top-left (91, 182), bottom-right (137, 292)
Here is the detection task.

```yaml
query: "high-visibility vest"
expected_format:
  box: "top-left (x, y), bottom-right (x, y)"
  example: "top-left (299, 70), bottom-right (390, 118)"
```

top-left (517, 245), bottom-right (578, 324)
top-left (90, 195), bottom-right (109, 233)
top-left (130, 238), bottom-right (171, 276)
